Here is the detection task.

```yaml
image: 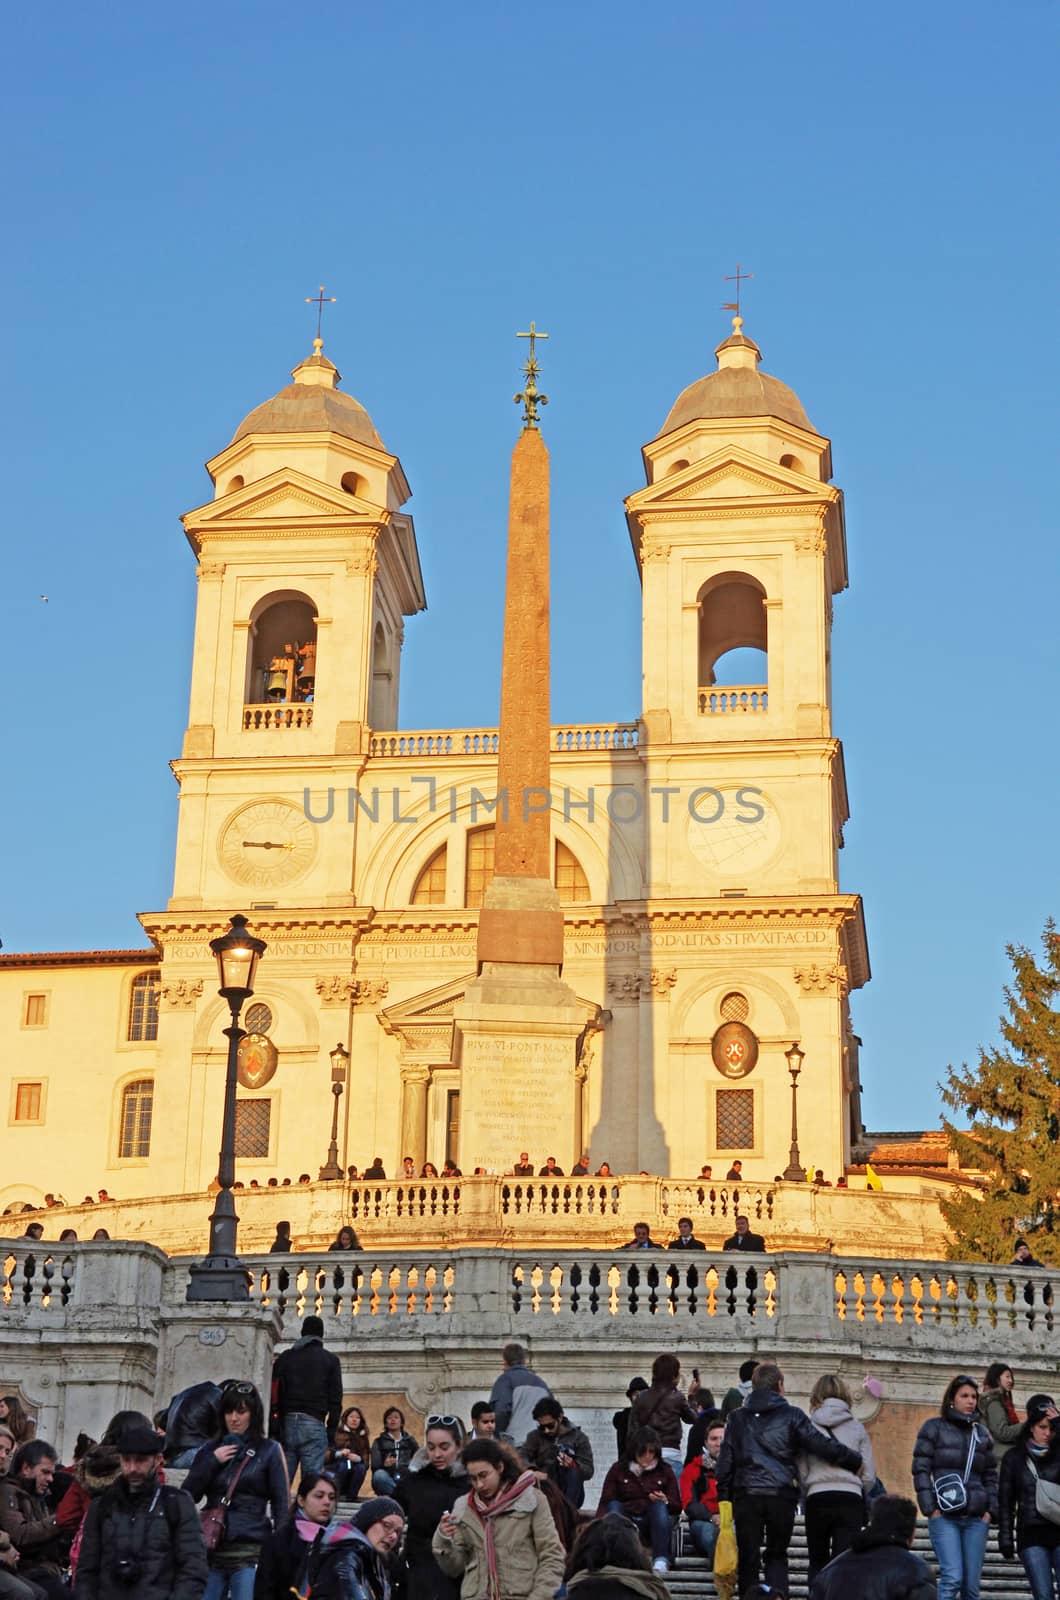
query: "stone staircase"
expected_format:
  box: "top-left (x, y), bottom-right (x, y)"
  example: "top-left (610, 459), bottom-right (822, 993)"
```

top-left (664, 1517), bottom-right (1032, 1598)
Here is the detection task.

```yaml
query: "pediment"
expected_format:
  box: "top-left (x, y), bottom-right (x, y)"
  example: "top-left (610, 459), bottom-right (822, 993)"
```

top-left (380, 972), bottom-right (601, 1032)
top-left (629, 447), bottom-right (829, 513)
top-left (184, 468), bottom-right (382, 530)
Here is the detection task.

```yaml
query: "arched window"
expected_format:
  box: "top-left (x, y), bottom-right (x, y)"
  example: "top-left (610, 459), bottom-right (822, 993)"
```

top-left (697, 572), bottom-right (768, 690)
top-left (127, 973), bottom-right (160, 1042)
top-left (246, 592), bottom-right (317, 705)
top-left (465, 827), bottom-right (496, 909)
top-left (119, 1079), bottom-right (154, 1158)
top-left (411, 845), bottom-right (448, 906)
top-left (555, 841), bottom-right (590, 903)
top-left (368, 623), bottom-right (393, 729)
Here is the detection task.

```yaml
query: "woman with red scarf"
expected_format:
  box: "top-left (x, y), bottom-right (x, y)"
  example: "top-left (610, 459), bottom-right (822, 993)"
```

top-left (432, 1439), bottom-right (565, 1600)
top-left (981, 1363), bottom-right (1024, 1461)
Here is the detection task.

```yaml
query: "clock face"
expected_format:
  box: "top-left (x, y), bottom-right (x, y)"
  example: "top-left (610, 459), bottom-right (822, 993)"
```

top-left (219, 800), bottom-right (318, 888)
top-left (685, 786), bottom-right (783, 877)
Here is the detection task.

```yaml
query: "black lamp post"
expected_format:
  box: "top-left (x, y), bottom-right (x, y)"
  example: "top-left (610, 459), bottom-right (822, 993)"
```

top-left (319, 1042), bottom-right (349, 1181)
top-left (187, 914), bottom-right (267, 1302)
top-left (782, 1040), bottom-right (807, 1182)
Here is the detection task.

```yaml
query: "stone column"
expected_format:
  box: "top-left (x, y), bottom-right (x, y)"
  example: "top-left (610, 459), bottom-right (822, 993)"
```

top-left (399, 1064), bottom-right (431, 1170)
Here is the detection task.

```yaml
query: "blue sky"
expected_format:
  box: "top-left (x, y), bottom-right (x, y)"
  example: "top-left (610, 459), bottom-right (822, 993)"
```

top-left (2, 2), bottom-right (1058, 1131)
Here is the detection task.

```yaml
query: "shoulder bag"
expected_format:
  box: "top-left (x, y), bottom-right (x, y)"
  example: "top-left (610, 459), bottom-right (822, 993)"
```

top-left (1026, 1457), bottom-right (1060, 1526)
top-left (200, 1448), bottom-right (254, 1553)
top-left (932, 1428), bottom-right (978, 1515)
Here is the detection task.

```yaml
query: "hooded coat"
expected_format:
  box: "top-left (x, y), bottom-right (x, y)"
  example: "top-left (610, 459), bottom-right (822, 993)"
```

top-left (393, 1447), bottom-right (467, 1600)
top-left (312, 1523), bottom-right (394, 1600)
top-left (716, 1388), bottom-right (862, 1503)
top-left (808, 1527), bottom-right (937, 1600)
top-left (799, 1397), bottom-right (876, 1498)
top-left (432, 1479), bottom-right (565, 1600)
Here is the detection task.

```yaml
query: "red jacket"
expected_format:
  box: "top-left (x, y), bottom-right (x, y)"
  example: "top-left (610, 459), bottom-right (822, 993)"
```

top-left (596, 1459), bottom-right (681, 1519)
top-left (679, 1456), bottom-right (719, 1518)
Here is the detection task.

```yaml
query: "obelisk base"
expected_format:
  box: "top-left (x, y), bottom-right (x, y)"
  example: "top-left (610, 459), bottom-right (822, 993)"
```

top-left (455, 944), bottom-right (584, 1175)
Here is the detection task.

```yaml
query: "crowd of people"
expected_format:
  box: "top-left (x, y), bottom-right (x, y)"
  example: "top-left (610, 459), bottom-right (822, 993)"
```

top-left (1, 1339), bottom-right (1059, 1600)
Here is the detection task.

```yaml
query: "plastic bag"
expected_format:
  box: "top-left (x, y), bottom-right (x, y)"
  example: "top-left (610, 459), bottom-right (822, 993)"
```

top-left (713, 1499), bottom-right (738, 1600)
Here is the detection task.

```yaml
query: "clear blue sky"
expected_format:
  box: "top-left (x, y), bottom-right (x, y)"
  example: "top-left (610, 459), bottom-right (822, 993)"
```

top-left (3, 2), bottom-right (1058, 1132)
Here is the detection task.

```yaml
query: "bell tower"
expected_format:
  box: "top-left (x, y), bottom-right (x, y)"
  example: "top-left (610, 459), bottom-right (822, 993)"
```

top-left (626, 318), bottom-right (869, 1174)
top-left (169, 340), bottom-right (426, 911)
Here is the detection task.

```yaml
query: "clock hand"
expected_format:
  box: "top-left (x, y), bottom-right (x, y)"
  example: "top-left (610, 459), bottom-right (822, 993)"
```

top-left (242, 841), bottom-right (295, 850)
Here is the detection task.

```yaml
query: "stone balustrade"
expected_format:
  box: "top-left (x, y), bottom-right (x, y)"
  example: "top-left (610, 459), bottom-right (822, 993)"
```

top-left (698, 685), bottom-right (768, 714)
top-left (366, 724), bottom-right (640, 759)
top-left (243, 703), bottom-right (313, 730)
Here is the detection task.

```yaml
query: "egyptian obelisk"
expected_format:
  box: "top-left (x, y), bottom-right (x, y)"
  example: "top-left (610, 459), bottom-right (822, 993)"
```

top-left (454, 327), bottom-right (588, 1173)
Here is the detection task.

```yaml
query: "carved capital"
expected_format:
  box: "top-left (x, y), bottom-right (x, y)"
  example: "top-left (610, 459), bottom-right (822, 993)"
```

top-left (793, 962), bottom-right (847, 994)
top-left (606, 973), bottom-right (643, 1000)
top-left (315, 975), bottom-right (357, 1007)
top-left (346, 551), bottom-right (379, 577)
top-left (649, 967), bottom-right (678, 996)
top-left (353, 979), bottom-right (390, 1008)
top-left (641, 540), bottom-right (672, 564)
top-left (160, 976), bottom-right (204, 1009)
top-left (399, 1062), bottom-right (432, 1086)
top-left (795, 527), bottom-right (827, 555)
top-left (197, 560), bottom-right (225, 581)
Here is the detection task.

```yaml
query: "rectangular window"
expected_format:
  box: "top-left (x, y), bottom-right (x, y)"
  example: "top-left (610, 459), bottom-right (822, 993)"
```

top-left (464, 828), bottom-right (496, 909)
top-left (716, 1088), bottom-right (755, 1150)
top-left (23, 993), bottom-right (48, 1027)
top-left (445, 1090), bottom-right (461, 1168)
top-left (118, 1080), bottom-right (154, 1159)
top-left (13, 1082), bottom-right (43, 1123)
top-left (234, 1098), bottom-right (272, 1159)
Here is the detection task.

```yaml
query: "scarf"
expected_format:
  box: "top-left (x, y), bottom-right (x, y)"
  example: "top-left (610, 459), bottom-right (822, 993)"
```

top-left (469, 1471), bottom-right (537, 1600)
top-left (1002, 1394), bottom-right (1019, 1425)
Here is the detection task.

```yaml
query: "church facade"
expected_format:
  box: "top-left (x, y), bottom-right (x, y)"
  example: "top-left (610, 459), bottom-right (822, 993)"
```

top-left (1, 322), bottom-right (871, 1213)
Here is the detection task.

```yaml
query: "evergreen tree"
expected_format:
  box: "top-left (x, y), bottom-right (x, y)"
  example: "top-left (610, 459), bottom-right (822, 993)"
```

top-left (939, 921), bottom-right (1060, 1264)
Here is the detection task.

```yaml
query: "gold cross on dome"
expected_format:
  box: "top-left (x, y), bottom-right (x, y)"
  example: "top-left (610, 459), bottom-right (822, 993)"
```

top-left (515, 321), bottom-right (550, 430)
top-left (722, 263), bottom-right (753, 321)
top-left (305, 285), bottom-right (337, 349)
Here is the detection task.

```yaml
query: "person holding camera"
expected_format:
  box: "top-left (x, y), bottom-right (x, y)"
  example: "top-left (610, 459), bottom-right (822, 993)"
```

top-left (522, 1399), bottom-right (594, 1510)
top-left (72, 1419), bottom-right (207, 1600)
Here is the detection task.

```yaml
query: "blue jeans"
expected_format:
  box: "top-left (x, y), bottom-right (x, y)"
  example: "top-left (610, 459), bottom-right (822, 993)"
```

top-left (205, 1568), bottom-right (256, 1600)
top-left (606, 1499), bottom-right (672, 1562)
top-left (555, 1463), bottom-right (585, 1509)
top-left (1022, 1544), bottom-right (1060, 1600)
top-left (283, 1412), bottom-right (328, 1483)
top-left (331, 1458), bottom-right (367, 1500)
top-left (928, 1514), bottom-right (989, 1600)
top-left (167, 1446), bottom-right (201, 1469)
top-left (372, 1469), bottom-right (398, 1494)
top-left (687, 1517), bottom-right (719, 1564)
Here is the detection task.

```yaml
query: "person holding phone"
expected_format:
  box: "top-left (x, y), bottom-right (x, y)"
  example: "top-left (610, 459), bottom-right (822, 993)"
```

top-left (369, 1409), bottom-right (418, 1495)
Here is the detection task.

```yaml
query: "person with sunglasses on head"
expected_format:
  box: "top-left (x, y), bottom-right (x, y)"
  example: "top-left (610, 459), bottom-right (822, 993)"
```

top-left (998, 1393), bottom-right (1060, 1600)
top-left (912, 1373), bottom-right (997, 1600)
top-left (433, 1438), bottom-right (565, 1600)
top-left (184, 1381), bottom-right (289, 1600)
top-left (393, 1417), bottom-right (467, 1600)
top-left (252, 1470), bottom-right (336, 1600)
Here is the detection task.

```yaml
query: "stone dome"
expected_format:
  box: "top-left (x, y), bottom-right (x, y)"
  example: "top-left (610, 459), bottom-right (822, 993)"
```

top-left (231, 348), bottom-right (385, 451)
top-left (656, 323), bottom-right (816, 439)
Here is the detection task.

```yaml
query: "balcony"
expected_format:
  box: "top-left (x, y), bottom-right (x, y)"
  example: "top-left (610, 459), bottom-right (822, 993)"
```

top-left (367, 723), bottom-right (640, 758)
top-left (243, 704), bottom-right (313, 731)
top-left (698, 685), bottom-right (768, 714)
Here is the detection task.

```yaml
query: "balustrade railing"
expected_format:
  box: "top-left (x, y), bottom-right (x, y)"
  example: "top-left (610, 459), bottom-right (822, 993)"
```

top-left (367, 724), bottom-right (640, 759)
top-left (698, 686), bottom-right (768, 714)
top-left (510, 1256), bottom-right (776, 1320)
top-left (661, 1183), bottom-right (773, 1223)
top-left (243, 704), bottom-right (313, 730)
top-left (249, 1254), bottom-right (456, 1323)
top-left (348, 1183), bottom-right (461, 1220)
top-left (500, 1181), bottom-right (621, 1217)
top-left (1, 1247), bottom-right (76, 1311)
top-left (833, 1261), bottom-right (1055, 1336)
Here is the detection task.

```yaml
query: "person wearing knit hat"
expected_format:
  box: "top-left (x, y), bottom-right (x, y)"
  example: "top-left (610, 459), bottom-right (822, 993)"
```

top-left (998, 1396), bottom-right (1060, 1594)
top-left (310, 1498), bottom-right (405, 1599)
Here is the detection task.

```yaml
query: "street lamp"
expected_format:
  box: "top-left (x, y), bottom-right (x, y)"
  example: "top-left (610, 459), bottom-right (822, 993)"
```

top-left (319, 1042), bottom-right (350, 1181)
top-left (187, 914), bottom-right (267, 1302)
top-left (782, 1040), bottom-right (807, 1183)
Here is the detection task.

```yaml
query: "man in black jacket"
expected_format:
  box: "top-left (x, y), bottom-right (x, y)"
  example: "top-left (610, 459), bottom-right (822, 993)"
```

top-left (810, 1494), bottom-right (936, 1599)
top-left (722, 1215), bottom-right (766, 1252)
top-left (272, 1314), bottom-right (344, 1480)
top-left (667, 1217), bottom-right (706, 1250)
top-left (716, 1362), bottom-right (862, 1598)
top-left (73, 1421), bottom-right (207, 1600)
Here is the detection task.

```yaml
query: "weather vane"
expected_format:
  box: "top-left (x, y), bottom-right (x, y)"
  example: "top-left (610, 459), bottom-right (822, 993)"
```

top-left (514, 322), bottom-right (549, 430)
top-left (722, 263), bottom-right (753, 328)
top-left (305, 285), bottom-right (337, 352)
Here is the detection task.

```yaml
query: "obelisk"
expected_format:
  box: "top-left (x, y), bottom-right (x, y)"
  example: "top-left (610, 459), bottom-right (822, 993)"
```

top-left (454, 327), bottom-right (589, 1174)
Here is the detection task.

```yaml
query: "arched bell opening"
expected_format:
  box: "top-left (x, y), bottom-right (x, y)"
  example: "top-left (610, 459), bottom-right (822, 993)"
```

top-left (246, 591), bottom-right (318, 704)
top-left (367, 621), bottom-right (394, 729)
top-left (697, 573), bottom-right (768, 692)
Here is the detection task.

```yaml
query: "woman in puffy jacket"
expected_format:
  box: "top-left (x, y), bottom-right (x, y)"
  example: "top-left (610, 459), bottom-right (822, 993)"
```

top-left (312, 1497), bottom-right (406, 1600)
top-left (369, 1408), bottom-right (419, 1494)
top-left (798, 1373), bottom-right (876, 1585)
top-left (997, 1394), bottom-right (1060, 1600)
top-left (184, 1380), bottom-right (290, 1600)
top-left (329, 1406), bottom-right (372, 1501)
top-left (981, 1362), bottom-right (1024, 1461)
top-left (253, 1471), bottom-right (337, 1599)
top-left (393, 1418), bottom-right (467, 1600)
top-left (912, 1373), bottom-right (997, 1600)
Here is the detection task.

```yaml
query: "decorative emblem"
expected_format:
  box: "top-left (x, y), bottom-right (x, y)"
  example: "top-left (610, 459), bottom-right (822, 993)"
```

top-left (711, 1020), bottom-right (759, 1079)
top-left (237, 1033), bottom-right (278, 1090)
